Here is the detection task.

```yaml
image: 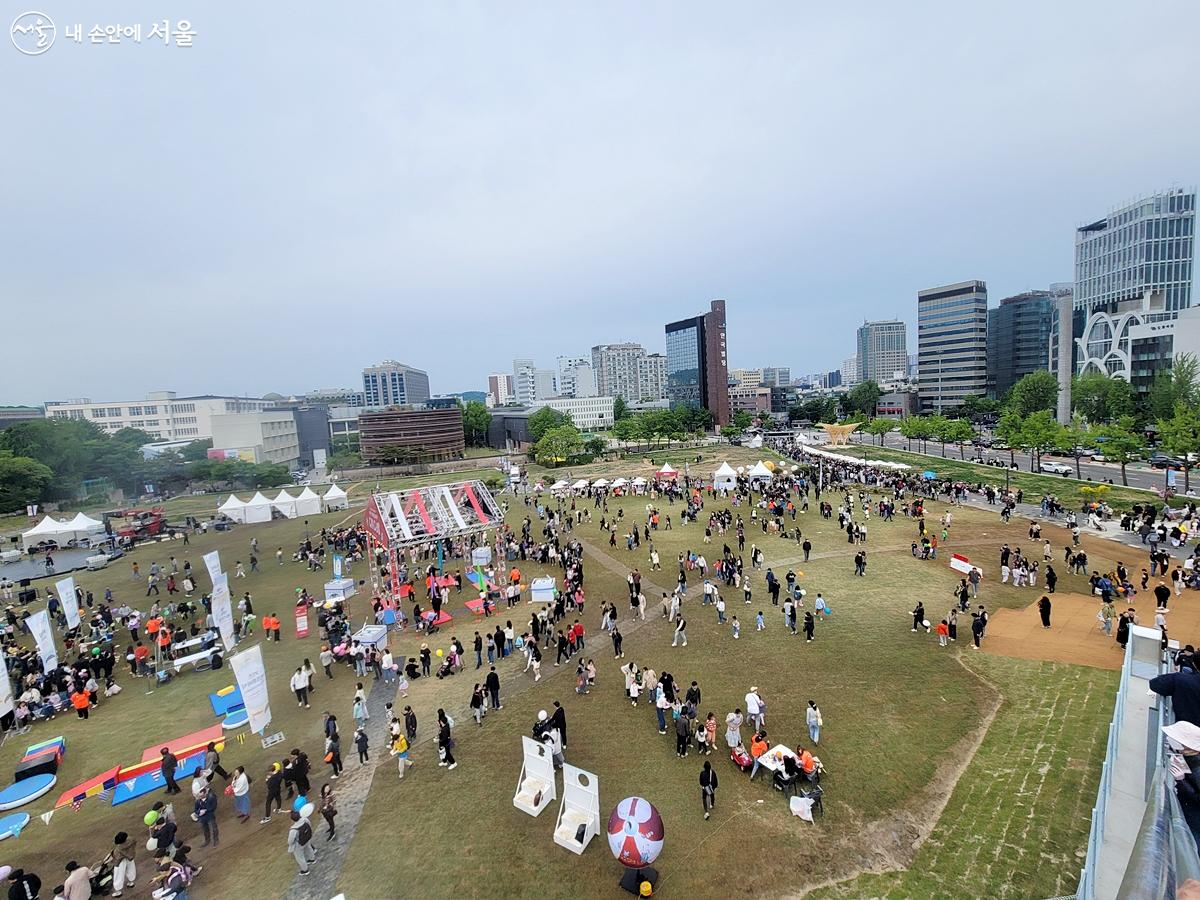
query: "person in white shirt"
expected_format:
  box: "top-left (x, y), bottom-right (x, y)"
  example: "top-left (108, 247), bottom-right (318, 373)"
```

top-left (290, 667), bottom-right (310, 708)
top-left (745, 688), bottom-right (764, 731)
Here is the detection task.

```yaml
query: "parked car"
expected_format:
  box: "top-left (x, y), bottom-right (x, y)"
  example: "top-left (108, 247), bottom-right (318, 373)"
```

top-left (1039, 461), bottom-right (1072, 476)
top-left (1150, 453), bottom-right (1185, 469)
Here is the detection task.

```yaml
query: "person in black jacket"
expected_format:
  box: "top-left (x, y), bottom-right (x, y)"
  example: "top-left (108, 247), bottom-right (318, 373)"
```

top-left (551, 701), bottom-right (567, 749)
top-left (1151, 667), bottom-right (1200, 727)
top-left (159, 748), bottom-right (181, 794)
top-left (485, 667), bottom-right (502, 710)
top-left (262, 763), bottom-right (284, 823)
top-left (7, 868), bottom-right (41, 900)
top-left (700, 761), bottom-right (718, 819)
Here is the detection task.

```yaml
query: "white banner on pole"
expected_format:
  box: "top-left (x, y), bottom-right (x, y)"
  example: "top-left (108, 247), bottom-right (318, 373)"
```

top-left (55, 576), bottom-right (80, 630)
top-left (203, 551), bottom-right (222, 585)
top-left (229, 644), bottom-right (271, 734)
top-left (211, 574), bottom-right (236, 653)
top-left (28, 610), bottom-right (58, 672)
top-left (0, 650), bottom-right (14, 719)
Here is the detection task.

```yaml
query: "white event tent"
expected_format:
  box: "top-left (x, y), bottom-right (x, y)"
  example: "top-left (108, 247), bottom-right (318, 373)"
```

top-left (21, 516), bottom-right (68, 548)
top-left (242, 492), bottom-right (273, 524)
top-left (218, 494), bottom-right (247, 523)
top-left (713, 462), bottom-right (737, 491)
top-left (322, 483), bottom-right (349, 511)
top-left (272, 489), bottom-right (299, 518)
top-left (747, 461), bottom-right (774, 482)
top-left (294, 487), bottom-right (322, 516)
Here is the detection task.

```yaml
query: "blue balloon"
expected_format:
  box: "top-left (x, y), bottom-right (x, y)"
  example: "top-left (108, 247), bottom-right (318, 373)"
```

top-left (293, 795), bottom-right (307, 812)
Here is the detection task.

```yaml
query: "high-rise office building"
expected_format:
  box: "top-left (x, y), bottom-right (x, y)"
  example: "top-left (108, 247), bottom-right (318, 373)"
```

top-left (360, 361), bottom-right (431, 407)
top-left (856, 320), bottom-right (908, 383)
top-left (1071, 190), bottom-right (1196, 394)
top-left (760, 367), bottom-right (791, 388)
top-left (487, 373), bottom-right (515, 406)
top-left (512, 359), bottom-right (556, 404)
top-left (840, 357), bottom-right (859, 388)
top-left (987, 291), bottom-right (1056, 400)
top-left (729, 368), bottom-right (763, 387)
top-left (638, 354), bottom-right (667, 402)
top-left (917, 280), bottom-right (988, 413)
top-left (555, 356), bottom-right (594, 398)
top-left (665, 299), bottom-right (730, 426)
top-left (591, 343), bottom-right (648, 401)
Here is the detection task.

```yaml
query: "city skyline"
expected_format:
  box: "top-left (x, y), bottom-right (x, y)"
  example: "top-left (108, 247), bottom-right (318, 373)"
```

top-left (2, 4), bottom-right (1197, 404)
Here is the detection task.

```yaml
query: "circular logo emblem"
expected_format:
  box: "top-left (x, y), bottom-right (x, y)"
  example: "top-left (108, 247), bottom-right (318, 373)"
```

top-left (11, 12), bottom-right (55, 55)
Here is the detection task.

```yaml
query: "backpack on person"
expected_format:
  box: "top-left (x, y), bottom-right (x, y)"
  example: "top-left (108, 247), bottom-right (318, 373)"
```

top-left (297, 820), bottom-right (313, 846)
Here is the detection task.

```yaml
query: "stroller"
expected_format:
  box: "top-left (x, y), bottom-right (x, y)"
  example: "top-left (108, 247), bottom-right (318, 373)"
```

top-left (89, 857), bottom-right (115, 895)
top-left (434, 658), bottom-right (455, 679)
top-left (730, 745), bottom-right (753, 772)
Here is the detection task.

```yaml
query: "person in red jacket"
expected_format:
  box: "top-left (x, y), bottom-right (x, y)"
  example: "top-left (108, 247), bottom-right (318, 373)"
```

top-left (935, 619), bottom-right (950, 647)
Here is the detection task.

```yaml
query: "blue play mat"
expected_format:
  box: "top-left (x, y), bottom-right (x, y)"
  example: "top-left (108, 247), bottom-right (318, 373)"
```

top-left (0, 774), bottom-right (56, 811)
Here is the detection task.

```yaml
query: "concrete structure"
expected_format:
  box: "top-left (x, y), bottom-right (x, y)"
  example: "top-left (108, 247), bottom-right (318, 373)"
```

top-left (839, 357), bottom-right (859, 388)
top-left (729, 368), bottom-right (763, 387)
top-left (761, 367), bottom-right (791, 388)
top-left (361, 360), bottom-right (431, 407)
top-left (1072, 190), bottom-right (1196, 395)
top-left (529, 396), bottom-right (615, 430)
top-left (555, 357), bottom-right (596, 399)
top-left (856, 320), bottom-right (908, 383)
top-left (0, 406), bottom-right (43, 429)
top-left (591, 343), bottom-right (650, 401)
top-left (1050, 289), bottom-right (1076, 422)
top-left (358, 406), bottom-right (465, 462)
top-left (487, 373), bottom-right (515, 407)
top-left (45, 391), bottom-right (272, 441)
top-left (210, 410), bottom-right (300, 468)
top-left (728, 385), bottom-right (771, 414)
top-left (513, 359), bottom-right (556, 404)
top-left (917, 280), bottom-right (989, 413)
top-left (987, 291), bottom-right (1055, 399)
top-left (486, 409), bottom-right (534, 451)
top-left (301, 388), bottom-right (364, 407)
top-left (328, 405), bottom-right (361, 451)
top-left (637, 354), bottom-right (667, 401)
top-left (290, 406), bottom-right (332, 469)
top-left (876, 388), bottom-right (920, 419)
top-left (665, 299), bottom-right (730, 426)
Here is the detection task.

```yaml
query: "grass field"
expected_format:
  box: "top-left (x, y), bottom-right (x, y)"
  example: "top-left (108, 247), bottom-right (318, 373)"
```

top-left (0, 468), bottom-right (1123, 898)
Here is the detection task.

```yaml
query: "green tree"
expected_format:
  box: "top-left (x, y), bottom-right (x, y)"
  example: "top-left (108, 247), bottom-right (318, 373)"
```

top-left (731, 410), bottom-right (754, 431)
top-left (1060, 414), bottom-right (1094, 480)
top-left (109, 427), bottom-right (159, 448)
top-left (865, 417), bottom-right (894, 446)
top-left (844, 380), bottom-right (883, 417)
top-left (533, 424), bottom-right (584, 467)
top-left (528, 408), bottom-right (572, 442)
top-left (461, 400), bottom-right (492, 447)
top-left (995, 410), bottom-right (1025, 468)
top-left (1006, 370), bottom-right (1060, 418)
top-left (720, 426), bottom-right (741, 439)
top-left (1146, 354), bottom-right (1200, 423)
top-left (180, 439), bottom-right (214, 462)
top-left (583, 436), bottom-right (607, 458)
top-left (1019, 410), bottom-right (1065, 472)
top-left (1072, 372), bottom-right (1134, 424)
top-left (960, 395), bottom-right (1001, 422)
top-left (938, 418), bottom-right (976, 460)
top-left (898, 416), bottom-right (923, 452)
top-left (613, 397), bottom-right (631, 422)
top-left (791, 397), bottom-right (839, 424)
top-left (0, 451), bottom-right (54, 513)
top-left (1094, 416), bottom-right (1144, 487)
top-left (1158, 402), bottom-right (1200, 492)
top-left (612, 415), bottom-right (646, 451)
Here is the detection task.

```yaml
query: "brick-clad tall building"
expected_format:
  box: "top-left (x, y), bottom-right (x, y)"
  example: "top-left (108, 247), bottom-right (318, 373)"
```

top-left (664, 299), bottom-right (730, 427)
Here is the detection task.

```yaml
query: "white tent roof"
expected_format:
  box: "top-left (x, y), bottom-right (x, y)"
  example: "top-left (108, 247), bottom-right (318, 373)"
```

top-left (246, 492), bottom-right (272, 507)
top-left (323, 483), bottom-right (347, 500)
top-left (65, 512), bottom-right (104, 532)
top-left (296, 486), bottom-right (320, 501)
top-left (713, 462), bottom-right (737, 477)
top-left (592, 478), bottom-right (610, 487)
top-left (23, 516), bottom-right (67, 538)
top-left (657, 463), bottom-right (678, 475)
top-left (551, 480), bottom-right (569, 489)
top-left (571, 480), bottom-right (589, 490)
top-left (631, 476), bottom-right (648, 484)
top-left (273, 489), bottom-right (297, 504)
top-left (610, 477), bottom-right (628, 487)
top-left (748, 461), bottom-right (773, 478)
top-left (218, 494), bottom-right (245, 511)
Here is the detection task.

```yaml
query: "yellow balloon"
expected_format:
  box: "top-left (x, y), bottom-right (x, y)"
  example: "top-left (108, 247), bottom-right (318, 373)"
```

top-left (436, 648), bottom-right (444, 658)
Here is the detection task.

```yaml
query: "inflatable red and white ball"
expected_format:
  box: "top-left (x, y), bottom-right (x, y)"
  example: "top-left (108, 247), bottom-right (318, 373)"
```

top-left (606, 796), bottom-right (665, 868)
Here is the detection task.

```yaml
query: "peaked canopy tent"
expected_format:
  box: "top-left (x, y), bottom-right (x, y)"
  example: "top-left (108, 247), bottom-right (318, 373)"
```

top-left (747, 461), bottom-right (774, 482)
top-left (571, 480), bottom-right (589, 491)
top-left (610, 477), bottom-right (628, 488)
top-left (242, 492), bottom-right (273, 524)
top-left (713, 462), bottom-right (737, 491)
top-left (217, 494), bottom-right (247, 523)
top-left (592, 478), bottom-right (610, 488)
top-left (21, 516), bottom-right (68, 548)
top-left (272, 489), bottom-right (299, 518)
top-left (656, 463), bottom-right (679, 480)
top-left (294, 487), bottom-right (322, 516)
top-left (322, 483), bottom-right (348, 512)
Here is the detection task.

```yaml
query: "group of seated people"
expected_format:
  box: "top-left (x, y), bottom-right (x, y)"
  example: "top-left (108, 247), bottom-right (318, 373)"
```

top-left (731, 730), bottom-right (821, 795)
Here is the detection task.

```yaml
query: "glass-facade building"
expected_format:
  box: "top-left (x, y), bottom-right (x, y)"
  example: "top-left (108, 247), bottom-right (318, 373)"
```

top-left (917, 280), bottom-right (988, 413)
top-left (361, 361), bottom-right (431, 407)
top-left (664, 299), bottom-right (730, 426)
top-left (986, 291), bottom-right (1055, 399)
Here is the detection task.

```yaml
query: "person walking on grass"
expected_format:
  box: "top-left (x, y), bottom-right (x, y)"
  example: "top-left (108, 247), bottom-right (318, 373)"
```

top-left (319, 783), bottom-right (337, 841)
top-left (287, 810), bottom-right (316, 875)
top-left (672, 616), bottom-right (687, 647)
top-left (806, 700), bottom-right (822, 744)
top-left (438, 708), bottom-right (457, 770)
top-left (354, 727), bottom-right (369, 764)
top-left (291, 667), bottom-right (310, 708)
top-left (700, 760), bottom-right (718, 820)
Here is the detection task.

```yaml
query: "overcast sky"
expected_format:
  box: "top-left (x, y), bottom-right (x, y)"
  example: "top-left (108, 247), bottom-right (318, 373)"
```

top-left (2, 1), bottom-right (1197, 404)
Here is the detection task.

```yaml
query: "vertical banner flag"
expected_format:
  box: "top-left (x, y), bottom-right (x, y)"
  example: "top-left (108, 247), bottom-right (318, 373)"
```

top-left (28, 610), bottom-right (58, 672)
top-left (333, 555), bottom-right (343, 579)
top-left (203, 551), bottom-right (222, 586)
top-left (294, 599), bottom-right (310, 639)
top-left (211, 574), bottom-right (236, 653)
top-left (55, 576), bottom-right (80, 630)
top-left (229, 644), bottom-right (271, 734)
top-left (0, 649), bottom-right (14, 718)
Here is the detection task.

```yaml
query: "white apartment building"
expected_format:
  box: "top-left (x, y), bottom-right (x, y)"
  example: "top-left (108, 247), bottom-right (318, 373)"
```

top-left (210, 410), bottom-right (300, 468)
top-left (638, 354), bottom-right (667, 401)
top-left (556, 357), bottom-right (597, 398)
top-left (591, 343), bottom-right (667, 401)
top-left (513, 359), bottom-right (556, 404)
top-left (729, 368), bottom-right (763, 386)
top-left (530, 395), bottom-right (616, 430)
top-left (44, 391), bottom-right (272, 441)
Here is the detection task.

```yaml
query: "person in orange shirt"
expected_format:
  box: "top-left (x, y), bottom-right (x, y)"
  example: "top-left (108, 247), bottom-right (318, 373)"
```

top-left (749, 731), bottom-right (769, 780)
top-left (133, 642), bottom-right (151, 676)
top-left (509, 567), bottom-right (520, 586)
top-left (796, 746), bottom-right (816, 779)
top-left (935, 619), bottom-right (950, 647)
top-left (71, 688), bottom-right (91, 719)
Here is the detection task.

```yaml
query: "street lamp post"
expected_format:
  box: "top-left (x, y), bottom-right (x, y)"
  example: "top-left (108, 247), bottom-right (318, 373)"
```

top-left (304, 519), bottom-right (310, 543)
